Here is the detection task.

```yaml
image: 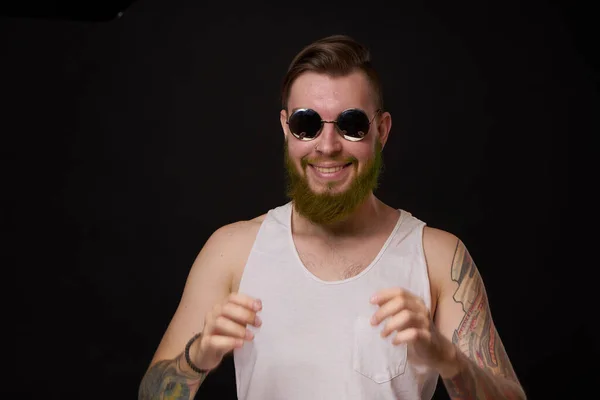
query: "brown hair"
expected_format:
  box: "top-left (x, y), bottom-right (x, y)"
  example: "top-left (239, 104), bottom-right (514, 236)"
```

top-left (281, 35), bottom-right (383, 110)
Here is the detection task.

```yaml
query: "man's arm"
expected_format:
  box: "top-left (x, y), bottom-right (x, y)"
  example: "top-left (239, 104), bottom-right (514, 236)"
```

top-left (138, 354), bottom-right (207, 400)
top-left (424, 227), bottom-right (526, 400)
top-left (138, 219), bottom-right (262, 399)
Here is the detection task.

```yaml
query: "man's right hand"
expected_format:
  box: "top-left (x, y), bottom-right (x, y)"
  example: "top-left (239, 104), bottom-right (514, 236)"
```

top-left (193, 292), bottom-right (262, 371)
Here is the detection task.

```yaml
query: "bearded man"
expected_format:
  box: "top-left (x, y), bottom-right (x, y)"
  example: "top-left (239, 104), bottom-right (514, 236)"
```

top-left (139, 35), bottom-right (526, 400)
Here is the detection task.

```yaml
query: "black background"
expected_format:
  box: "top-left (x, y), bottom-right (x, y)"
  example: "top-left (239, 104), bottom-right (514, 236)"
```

top-left (1, 0), bottom-right (590, 398)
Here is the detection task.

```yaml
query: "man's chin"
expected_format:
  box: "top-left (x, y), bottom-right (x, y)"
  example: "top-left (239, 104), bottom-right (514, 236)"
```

top-left (289, 177), bottom-right (374, 225)
top-left (308, 187), bottom-right (348, 198)
top-left (306, 177), bottom-right (350, 194)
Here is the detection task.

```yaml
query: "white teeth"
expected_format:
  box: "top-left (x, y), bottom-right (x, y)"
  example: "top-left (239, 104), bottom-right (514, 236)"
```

top-left (314, 165), bottom-right (344, 173)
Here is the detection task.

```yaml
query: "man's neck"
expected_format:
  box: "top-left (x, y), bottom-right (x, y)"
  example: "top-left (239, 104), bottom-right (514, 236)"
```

top-left (291, 194), bottom-right (391, 239)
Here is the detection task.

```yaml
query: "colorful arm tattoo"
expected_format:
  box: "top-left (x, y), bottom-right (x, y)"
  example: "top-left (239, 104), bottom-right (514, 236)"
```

top-left (443, 241), bottom-right (526, 400)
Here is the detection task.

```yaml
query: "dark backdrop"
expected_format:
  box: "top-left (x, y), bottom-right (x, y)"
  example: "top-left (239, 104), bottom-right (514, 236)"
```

top-left (1, 0), bottom-right (590, 398)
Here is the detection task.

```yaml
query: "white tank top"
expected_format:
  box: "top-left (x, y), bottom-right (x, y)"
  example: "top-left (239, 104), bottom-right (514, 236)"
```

top-left (233, 202), bottom-right (439, 400)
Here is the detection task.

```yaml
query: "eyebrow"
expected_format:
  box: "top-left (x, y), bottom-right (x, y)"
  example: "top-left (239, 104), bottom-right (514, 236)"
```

top-left (288, 107), bottom-right (370, 115)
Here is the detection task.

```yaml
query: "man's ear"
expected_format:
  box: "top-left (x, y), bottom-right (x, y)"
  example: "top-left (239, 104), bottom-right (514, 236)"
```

top-left (376, 111), bottom-right (392, 149)
top-left (280, 109), bottom-right (289, 139)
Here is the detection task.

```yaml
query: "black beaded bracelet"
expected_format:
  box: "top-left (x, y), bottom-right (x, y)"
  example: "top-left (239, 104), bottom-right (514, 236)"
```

top-left (184, 332), bottom-right (209, 375)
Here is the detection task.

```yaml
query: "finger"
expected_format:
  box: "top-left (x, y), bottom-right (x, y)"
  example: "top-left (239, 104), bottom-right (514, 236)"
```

top-left (381, 310), bottom-right (429, 338)
top-left (203, 309), bottom-right (216, 335)
top-left (392, 328), bottom-right (430, 345)
top-left (208, 334), bottom-right (245, 354)
top-left (213, 315), bottom-right (254, 341)
top-left (371, 295), bottom-right (420, 326)
top-left (227, 292), bottom-right (262, 312)
top-left (221, 302), bottom-right (262, 327)
top-left (370, 287), bottom-right (425, 305)
top-left (370, 287), bottom-right (404, 305)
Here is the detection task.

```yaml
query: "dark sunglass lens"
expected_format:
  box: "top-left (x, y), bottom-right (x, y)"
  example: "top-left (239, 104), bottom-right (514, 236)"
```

top-left (288, 109), bottom-right (322, 140)
top-left (337, 109), bottom-right (371, 139)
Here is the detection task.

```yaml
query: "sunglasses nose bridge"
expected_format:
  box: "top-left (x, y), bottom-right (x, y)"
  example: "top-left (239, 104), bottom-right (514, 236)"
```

top-left (319, 120), bottom-right (341, 137)
top-left (321, 119), bottom-right (346, 137)
top-left (315, 121), bottom-right (343, 153)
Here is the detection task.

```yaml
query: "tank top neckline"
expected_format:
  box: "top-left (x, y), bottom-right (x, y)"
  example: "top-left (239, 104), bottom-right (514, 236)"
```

top-left (281, 202), bottom-right (406, 285)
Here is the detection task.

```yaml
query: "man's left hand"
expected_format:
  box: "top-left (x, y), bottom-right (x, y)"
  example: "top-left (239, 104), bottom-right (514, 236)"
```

top-left (370, 287), bottom-right (458, 372)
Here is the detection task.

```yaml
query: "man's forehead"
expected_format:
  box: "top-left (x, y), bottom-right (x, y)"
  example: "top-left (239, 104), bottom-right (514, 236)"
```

top-left (287, 71), bottom-right (373, 115)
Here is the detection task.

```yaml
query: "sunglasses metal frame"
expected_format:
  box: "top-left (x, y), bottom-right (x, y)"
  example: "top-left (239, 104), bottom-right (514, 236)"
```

top-left (286, 108), bottom-right (382, 142)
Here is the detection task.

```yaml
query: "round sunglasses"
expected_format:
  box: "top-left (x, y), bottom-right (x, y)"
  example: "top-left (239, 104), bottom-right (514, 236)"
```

top-left (286, 108), bottom-right (381, 142)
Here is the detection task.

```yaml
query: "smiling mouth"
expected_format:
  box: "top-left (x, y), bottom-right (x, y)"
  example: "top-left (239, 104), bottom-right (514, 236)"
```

top-left (311, 163), bottom-right (352, 174)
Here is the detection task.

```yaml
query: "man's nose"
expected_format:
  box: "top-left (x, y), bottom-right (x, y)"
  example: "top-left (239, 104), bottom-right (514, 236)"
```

top-left (315, 122), bottom-right (343, 155)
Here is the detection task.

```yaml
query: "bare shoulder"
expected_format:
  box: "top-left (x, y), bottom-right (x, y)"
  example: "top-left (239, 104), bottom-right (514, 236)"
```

top-left (203, 214), bottom-right (267, 291)
top-left (204, 214), bottom-right (266, 268)
top-left (422, 226), bottom-right (461, 278)
top-left (422, 227), bottom-right (461, 309)
top-left (210, 214), bottom-right (266, 246)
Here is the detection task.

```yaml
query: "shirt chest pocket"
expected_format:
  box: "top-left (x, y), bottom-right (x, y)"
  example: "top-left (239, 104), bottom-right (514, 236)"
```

top-left (352, 316), bottom-right (408, 383)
